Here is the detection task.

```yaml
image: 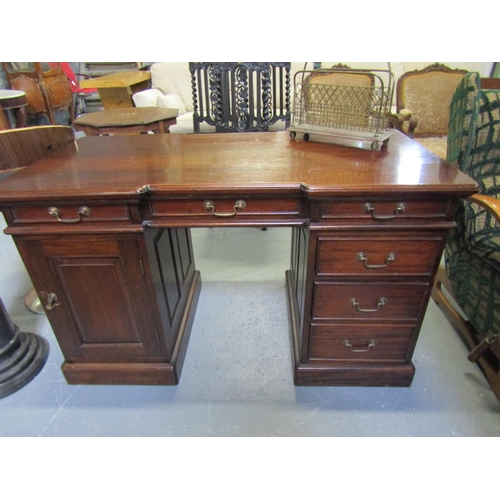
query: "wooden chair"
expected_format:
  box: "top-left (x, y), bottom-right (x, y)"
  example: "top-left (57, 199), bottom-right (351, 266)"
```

top-left (189, 62), bottom-right (291, 133)
top-left (0, 125), bottom-right (76, 312)
top-left (2, 63), bottom-right (75, 125)
top-left (431, 74), bottom-right (500, 401)
top-left (392, 63), bottom-right (467, 159)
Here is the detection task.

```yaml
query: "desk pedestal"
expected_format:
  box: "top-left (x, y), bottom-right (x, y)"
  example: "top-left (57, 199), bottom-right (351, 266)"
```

top-left (7, 196), bottom-right (455, 387)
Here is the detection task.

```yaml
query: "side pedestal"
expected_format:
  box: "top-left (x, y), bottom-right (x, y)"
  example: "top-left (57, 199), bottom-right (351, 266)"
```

top-left (285, 270), bottom-right (415, 387)
top-left (61, 270), bottom-right (201, 385)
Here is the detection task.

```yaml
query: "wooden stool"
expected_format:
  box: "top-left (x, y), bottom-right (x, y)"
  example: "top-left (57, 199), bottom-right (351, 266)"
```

top-left (78, 70), bottom-right (151, 109)
top-left (0, 89), bottom-right (27, 129)
top-left (73, 107), bottom-right (178, 136)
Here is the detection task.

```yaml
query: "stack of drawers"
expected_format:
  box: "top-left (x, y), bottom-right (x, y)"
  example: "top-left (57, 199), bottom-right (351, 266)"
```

top-left (293, 197), bottom-right (453, 386)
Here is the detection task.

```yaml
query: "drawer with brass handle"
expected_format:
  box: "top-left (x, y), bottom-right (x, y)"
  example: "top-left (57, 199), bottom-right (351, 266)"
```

top-left (308, 323), bottom-right (414, 361)
top-left (148, 197), bottom-right (300, 219)
top-left (312, 281), bottom-right (428, 321)
top-left (10, 204), bottom-right (132, 224)
top-left (316, 234), bottom-right (441, 277)
top-left (320, 199), bottom-right (452, 221)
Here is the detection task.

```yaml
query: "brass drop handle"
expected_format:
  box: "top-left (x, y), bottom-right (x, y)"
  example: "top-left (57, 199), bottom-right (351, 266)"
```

top-left (356, 252), bottom-right (396, 269)
top-left (45, 293), bottom-right (60, 310)
top-left (350, 297), bottom-right (387, 313)
top-left (364, 202), bottom-right (405, 220)
top-left (48, 206), bottom-right (91, 223)
top-left (203, 199), bottom-right (246, 217)
top-left (344, 339), bottom-right (377, 353)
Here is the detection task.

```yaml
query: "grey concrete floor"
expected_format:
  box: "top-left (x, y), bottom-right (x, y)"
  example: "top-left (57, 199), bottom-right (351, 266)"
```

top-left (0, 220), bottom-right (499, 436)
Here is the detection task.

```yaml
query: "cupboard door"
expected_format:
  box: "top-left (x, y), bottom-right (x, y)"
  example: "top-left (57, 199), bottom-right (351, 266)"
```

top-left (15, 234), bottom-right (162, 363)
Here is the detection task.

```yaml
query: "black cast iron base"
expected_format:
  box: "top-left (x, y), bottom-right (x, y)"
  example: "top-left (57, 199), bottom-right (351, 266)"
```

top-left (0, 300), bottom-right (49, 399)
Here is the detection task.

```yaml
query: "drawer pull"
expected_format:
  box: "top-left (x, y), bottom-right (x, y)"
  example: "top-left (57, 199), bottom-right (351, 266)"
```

top-left (350, 297), bottom-right (387, 313)
top-left (48, 206), bottom-right (91, 223)
top-left (343, 339), bottom-right (377, 353)
top-left (364, 202), bottom-right (405, 220)
top-left (356, 252), bottom-right (396, 269)
top-left (203, 199), bottom-right (246, 217)
top-left (344, 339), bottom-right (377, 352)
top-left (45, 293), bottom-right (60, 310)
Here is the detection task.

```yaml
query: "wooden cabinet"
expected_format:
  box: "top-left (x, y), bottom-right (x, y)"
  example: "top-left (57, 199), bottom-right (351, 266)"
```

top-left (12, 229), bottom-right (200, 385)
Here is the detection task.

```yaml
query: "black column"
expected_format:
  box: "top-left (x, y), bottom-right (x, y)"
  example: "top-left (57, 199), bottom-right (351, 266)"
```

top-left (0, 299), bottom-right (49, 399)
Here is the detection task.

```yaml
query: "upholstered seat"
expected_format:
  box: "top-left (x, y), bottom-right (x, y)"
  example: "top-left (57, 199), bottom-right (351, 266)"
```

top-left (393, 63), bottom-right (467, 159)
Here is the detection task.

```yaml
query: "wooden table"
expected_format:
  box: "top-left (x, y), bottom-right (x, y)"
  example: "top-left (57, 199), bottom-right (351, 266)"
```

top-left (79, 70), bottom-right (151, 109)
top-left (0, 89), bottom-right (27, 129)
top-left (0, 131), bottom-right (478, 387)
top-left (73, 107), bottom-right (178, 135)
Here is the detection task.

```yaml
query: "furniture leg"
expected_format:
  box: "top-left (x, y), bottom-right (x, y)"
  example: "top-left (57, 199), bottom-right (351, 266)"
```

top-left (432, 266), bottom-right (500, 401)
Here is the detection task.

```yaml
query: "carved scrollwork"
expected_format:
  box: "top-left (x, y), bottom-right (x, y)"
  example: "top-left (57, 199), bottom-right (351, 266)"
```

top-left (261, 66), bottom-right (272, 124)
top-left (235, 65), bottom-right (249, 131)
top-left (189, 62), bottom-right (291, 133)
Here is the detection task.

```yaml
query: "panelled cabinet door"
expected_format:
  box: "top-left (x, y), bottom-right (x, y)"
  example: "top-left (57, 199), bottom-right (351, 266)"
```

top-left (15, 234), bottom-right (163, 363)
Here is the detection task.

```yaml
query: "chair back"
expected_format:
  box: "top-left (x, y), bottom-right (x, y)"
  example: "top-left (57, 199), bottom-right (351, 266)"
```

top-left (396, 63), bottom-right (467, 136)
top-left (0, 125), bottom-right (75, 175)
top-left (446, 72), bottom-right (500, 280)
top-left (1, 63), bottom-right (74, 124)
top-left (189, 62), bottom-right (291, 133)
top-left (447, 73), bottom-right (500, 191)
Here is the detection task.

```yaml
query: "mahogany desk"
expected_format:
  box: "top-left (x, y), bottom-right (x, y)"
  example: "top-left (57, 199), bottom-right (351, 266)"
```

top-left (0, 131), bottom-right (478, 387)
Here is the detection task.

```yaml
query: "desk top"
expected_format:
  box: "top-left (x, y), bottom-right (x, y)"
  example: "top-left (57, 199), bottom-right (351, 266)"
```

top-left (79, 71), bottom-right (151, 89)
top-left (73, 107), bottom-right (178, 127)
top-left (0, 131), bottom-right (478, 203)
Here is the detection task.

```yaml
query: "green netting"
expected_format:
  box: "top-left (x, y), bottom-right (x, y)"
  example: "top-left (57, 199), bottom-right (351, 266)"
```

top-left (444, 72), bottom-right (500, 338)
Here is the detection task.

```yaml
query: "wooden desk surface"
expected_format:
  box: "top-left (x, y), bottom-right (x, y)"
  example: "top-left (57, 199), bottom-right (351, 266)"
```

top-left (0, 131), bottom-right (478, 203)
top-left (79, 71), bottom-right (151, 89)
top-left (73, 107), bottom-right (178, 127)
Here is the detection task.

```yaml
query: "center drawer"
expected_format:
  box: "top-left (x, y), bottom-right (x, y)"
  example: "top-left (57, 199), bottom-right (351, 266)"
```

top-left (149, 197), bottom-right (300, 219)
top-left (313, 281), bottom-right (429, 321)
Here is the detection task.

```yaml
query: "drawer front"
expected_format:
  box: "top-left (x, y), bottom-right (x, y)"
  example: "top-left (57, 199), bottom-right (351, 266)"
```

top-left (309, 324), bottom-right (413, 361)
top-left (11, 204), bottom-right (131, 224)
top-left (320, 199), bottom-right (451, 221)
top-left (316, 235), bottom-right (441, 277)
top-left (150, 197), bottom-right (300, 218)
top-left (313, 282), bottom-right (428, 321)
